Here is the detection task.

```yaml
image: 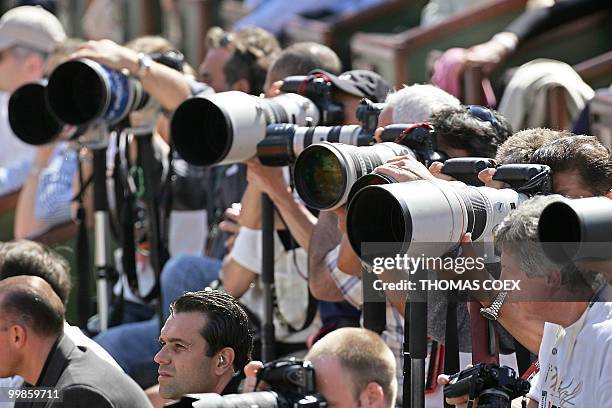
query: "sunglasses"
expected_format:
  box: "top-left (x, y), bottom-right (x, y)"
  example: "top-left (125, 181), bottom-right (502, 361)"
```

top-left (466, 105), bottom-right (502, 134)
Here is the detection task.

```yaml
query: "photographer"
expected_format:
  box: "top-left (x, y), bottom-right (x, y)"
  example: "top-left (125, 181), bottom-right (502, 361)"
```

top-left (478, 130), bottom-right (612, 197)
top-left (155, 290), bottom-right (253, 402)
top-left (0, 240), bottom-right (124, 408)
top-left (309, 99), bottom-right (512, 406)
top-left (0, 275), bottom-right (151, 408)
top-left (309, 84), bottom-right (462, 304)
top-left (244, 327), bottom-right (398, 408)
top-left (439, 195), bottom-right (612, 408)
top-left (0, 6), bottom-right (66, 196)
top-left (463, 132), bottom-right (612, 354)
top-left (222, 68), bottom-right (391, 355)
top-left (90, 28), bottom-right (278, 389)
top-left (12, 38), bottom-right (85, 239)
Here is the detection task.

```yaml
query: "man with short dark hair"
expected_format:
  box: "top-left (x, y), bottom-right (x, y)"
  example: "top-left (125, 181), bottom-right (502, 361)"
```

top-left (155, 289), bottom-right (253, 400)
top-left (0, 240), bottom-right (122, 408)
top-left (222, 26), bottom-right (280, 96)
top-left (529, 134), bottom-right (612, 197)
top-left (494, 128), bottom-right (570, 165)
top-left (428, 105), bottom-right (513, 158)
top-left (0, 276), bottom-right (151, 408)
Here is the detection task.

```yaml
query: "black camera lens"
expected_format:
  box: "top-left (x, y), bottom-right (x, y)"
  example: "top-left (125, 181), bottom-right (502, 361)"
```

top-left (47, 59), bottom-right (106, 125)
top-left (171, 96), bottom-right (231, 166)
top-left (9, 81), bottom-right (63, 145)
top-left (47, 59), bottom-right (147, 126)
top-left (295, 146), bottom-right (346, 210)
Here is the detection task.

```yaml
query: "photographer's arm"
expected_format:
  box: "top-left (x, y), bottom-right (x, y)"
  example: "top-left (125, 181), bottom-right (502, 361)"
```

top-left (70, 40), bottom-right (191, 111)
top-left (238, 183), bottom-right (263, 229)
top-left (14, 144), bottom-right (57, 238)
top-left (308, 211), bottom-right (345, 302)
top-left (458, 236), bottom-right (544, 354)
top-left (222, 255), bottom-right (258, 299)
top-left (245, 159), bottom-right (317, 251)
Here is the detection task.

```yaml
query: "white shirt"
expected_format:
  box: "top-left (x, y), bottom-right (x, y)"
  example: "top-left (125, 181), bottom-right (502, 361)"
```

top-left (0, 91), bottom-right (36, 195)
top-left (229, 225), bottom-right (321, 344)
top-left (530, 285), bottom-right (612, 408)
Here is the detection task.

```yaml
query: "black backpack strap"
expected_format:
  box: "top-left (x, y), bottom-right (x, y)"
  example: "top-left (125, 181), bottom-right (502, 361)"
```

top-left (114, 131), bottom-right (139, 298)
top-left (74, 160), bottom-right (91, 330)
top-left (515, 339), bottom-right (535, 376)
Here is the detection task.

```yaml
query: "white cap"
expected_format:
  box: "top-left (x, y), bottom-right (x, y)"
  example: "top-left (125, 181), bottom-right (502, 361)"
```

top-left (0, 6), bottom-right (66, 53)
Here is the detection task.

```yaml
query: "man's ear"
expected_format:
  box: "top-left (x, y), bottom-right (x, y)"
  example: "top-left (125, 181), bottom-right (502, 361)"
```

top-left (230, 78), bottom-right (251, 94)
top-left (24, 53), bottom-right (45, 78)
top-left (215, 347), bottom-right (236, 375)
top-left (9, 324), bottom-right (27, 350)
top-left (359, 382), bottom-right (385, 407)
top-left (605, 190), bottom-right (612, 200)
top-left (545, 268), bottom-right (562, 289)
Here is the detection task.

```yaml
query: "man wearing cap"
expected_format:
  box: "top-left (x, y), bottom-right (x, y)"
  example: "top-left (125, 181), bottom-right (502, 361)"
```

top-left (0, 5), bottom-right (65, 196)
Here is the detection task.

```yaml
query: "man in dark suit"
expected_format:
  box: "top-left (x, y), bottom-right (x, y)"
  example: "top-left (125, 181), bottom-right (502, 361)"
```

top-left (0, 275), bottom-right (152, 408)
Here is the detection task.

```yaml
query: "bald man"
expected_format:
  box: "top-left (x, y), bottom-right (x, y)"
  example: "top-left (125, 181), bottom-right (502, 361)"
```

top-left (0, 276), bottom-right (151, 408)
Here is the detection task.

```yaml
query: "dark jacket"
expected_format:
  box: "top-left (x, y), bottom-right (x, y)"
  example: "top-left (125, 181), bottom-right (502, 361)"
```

top-left (15, 335), bottom-right (151, 408)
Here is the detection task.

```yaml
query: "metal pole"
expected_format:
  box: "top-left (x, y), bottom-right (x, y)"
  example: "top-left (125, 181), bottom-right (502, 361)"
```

top-left (92, 129), bottom-right (112, 331)
top-left (409, 268), bottom-right (427, 408)
top-left (261, 193), bottom-right (275, 362)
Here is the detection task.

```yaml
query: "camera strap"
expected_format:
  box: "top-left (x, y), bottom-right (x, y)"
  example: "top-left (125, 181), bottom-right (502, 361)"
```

top-left (514, 339), bottom-right (535, 377)
top-left (469, 301), bottom-right (500, 364)
top-left (74, 159), bottom-right (92, 330)
top-left (273, 180), bottom-right (318, 334)
top-left (135, 132), bottom-right (169, 303)
top-left (273, 231), bottom-right (318, 334)
top-left (444, 297), bottom-right (460, 372)
top-left (115, 131), bottom-right (139, 301)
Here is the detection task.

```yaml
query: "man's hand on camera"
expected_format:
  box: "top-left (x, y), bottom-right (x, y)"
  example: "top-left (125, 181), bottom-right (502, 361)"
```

top-left (429, 161), bottom-right (458, 181)
top-left (265, 80), bottom-right (283, 97)
top-left (333, 206), bottom-right (348, 234)
top-left (71, 39), bottom-right (140, 75)
top-left (246, 158), bottom-right (289, 200)
top-left (374, 155), bottom-right (434, 182)
top-left (243, 361), bottom-right (267, 392)
top-left (437, 374), bottom-right (478, 408)
top-left (478, 168), bottom-right (510, 189)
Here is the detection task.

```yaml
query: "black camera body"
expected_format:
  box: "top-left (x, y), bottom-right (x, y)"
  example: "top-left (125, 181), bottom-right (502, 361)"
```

top-left (256, 98), bottom-right (383, 167)
top-left (281, 75), bottom-right (345, 125)
top-left (493, 164), bottom-right (552, 196)
top-left (177, 358), bottom-right (327, 408)
top-left (444, 363), bottom-right (530, 408)
top-left (355, 98), bottom-right (386, 132)
top-left (378, 123), bottom-right (447, 167)
top-left (441, 159), bottom-right (552, 194)
top-left (255, 358), bottom-right (325, 406)
top-left (441, 157), bottom-right (498, 186)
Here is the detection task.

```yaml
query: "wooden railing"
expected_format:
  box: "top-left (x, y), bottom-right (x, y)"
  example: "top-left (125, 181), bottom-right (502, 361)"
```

top-left (350, 0), bottom-right (527, 87)
top-left (287, 0), bottom-right (425, 69)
